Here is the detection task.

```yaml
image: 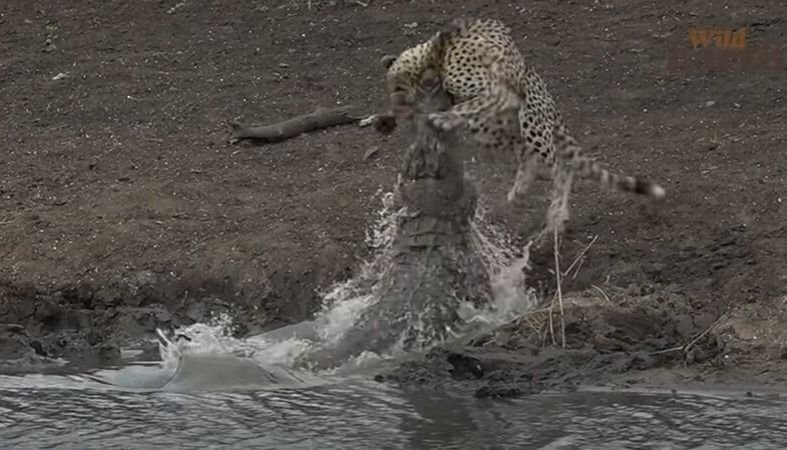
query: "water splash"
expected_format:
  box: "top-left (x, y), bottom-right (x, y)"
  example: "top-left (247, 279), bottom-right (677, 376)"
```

top-left (461, 201), bottom-right (538, 326)
top-left (318, 189), bottom-right (401, 313)
top-left (154, 190), bottom-right (537, 380)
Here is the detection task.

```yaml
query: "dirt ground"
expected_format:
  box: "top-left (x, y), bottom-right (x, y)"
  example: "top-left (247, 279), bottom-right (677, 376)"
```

top-left (1, 0), bottom-right (786, 390)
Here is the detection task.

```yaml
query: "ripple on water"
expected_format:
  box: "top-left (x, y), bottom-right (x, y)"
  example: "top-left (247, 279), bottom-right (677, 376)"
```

top-left (1, 379), bottom-right (787, 449)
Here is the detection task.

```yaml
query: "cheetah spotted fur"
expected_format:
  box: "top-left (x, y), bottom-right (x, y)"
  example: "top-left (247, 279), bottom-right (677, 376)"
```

top-left (382, 18), bottom-right (666, 238)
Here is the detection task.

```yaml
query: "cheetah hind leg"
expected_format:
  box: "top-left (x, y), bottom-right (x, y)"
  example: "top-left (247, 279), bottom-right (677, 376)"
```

top-left (506, 151), bottom-right (539, 203)
top-left (546, 160), bottom-right (574, 235)
top-left (508, 143), bottom-right (575, 248)
top-left (507, 120), bottom-right (571, 245)
top-left (505, 151), bottom-right (547, 243)
top-left (526, 159), bottom-right (575, 247)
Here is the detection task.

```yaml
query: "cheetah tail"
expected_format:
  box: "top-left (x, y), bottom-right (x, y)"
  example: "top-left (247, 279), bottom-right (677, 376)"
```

top-left (570, 154), bottom-right (666, 200)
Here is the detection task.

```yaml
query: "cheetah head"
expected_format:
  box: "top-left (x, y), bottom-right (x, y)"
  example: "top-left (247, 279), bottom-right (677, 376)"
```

top-left (380, 45), bottom-right (427, 108)
top-left (381, 28), bottom-right (456, 105)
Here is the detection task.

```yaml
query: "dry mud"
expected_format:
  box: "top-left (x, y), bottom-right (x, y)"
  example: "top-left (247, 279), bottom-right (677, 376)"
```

top-left (1, 0), bottom-right (785, 392)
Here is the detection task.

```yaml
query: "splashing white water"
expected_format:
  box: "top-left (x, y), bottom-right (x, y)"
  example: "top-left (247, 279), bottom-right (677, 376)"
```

top-left (461, 201), bottom-right (538, 326)
top-left (156, 190), bottom-right (537, 376)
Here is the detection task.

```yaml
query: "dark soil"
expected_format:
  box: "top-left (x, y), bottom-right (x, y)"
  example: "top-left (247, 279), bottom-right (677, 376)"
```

top-left (1, 0), bottom-right (785, 390)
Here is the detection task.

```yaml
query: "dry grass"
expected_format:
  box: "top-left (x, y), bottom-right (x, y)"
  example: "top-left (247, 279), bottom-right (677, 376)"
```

top-left (650, 312), bottom-right (729, 357)
top-left (542, 233), bottom-right (599, 348)
top-left (591, 284), bottom-right (613, 304)
top-left (549, 227), bottom-right (566, 347)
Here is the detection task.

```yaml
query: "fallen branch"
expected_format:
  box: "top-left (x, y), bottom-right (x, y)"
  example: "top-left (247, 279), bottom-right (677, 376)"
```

top-left (230, 106), bottom-right (361, 144)
top-left (230, 107), bottom-right (399, 144)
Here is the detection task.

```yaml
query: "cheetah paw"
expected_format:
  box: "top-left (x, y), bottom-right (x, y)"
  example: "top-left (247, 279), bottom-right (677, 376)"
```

top-left (506, 188), bottom-right (518, 204)
top-left (428, 112), bottom-right (465, 130)
top-left (506, 184), bottom-right (526, 204)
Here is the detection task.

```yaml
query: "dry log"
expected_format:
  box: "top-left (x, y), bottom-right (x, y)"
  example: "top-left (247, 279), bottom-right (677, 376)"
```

top-left (230, 106), bottom-right (360, 144)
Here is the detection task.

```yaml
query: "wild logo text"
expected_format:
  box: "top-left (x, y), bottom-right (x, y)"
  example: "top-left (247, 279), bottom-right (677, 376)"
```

top-left (687, 28), bottom-right (747, 49)
top-left (667, 26), bottom-right (783, 73)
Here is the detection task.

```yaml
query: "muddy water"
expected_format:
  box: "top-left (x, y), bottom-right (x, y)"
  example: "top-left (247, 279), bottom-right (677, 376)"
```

top-left (1, 368), bottom-right (786, 449)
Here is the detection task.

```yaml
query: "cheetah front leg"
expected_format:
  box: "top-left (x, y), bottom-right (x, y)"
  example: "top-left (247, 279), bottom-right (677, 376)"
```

top-left (427, 95), bottom-right (494, 131)
top-left (506, 109), bottom-right (553, 206)
top-left (428, 77), bottom-right (521, 131)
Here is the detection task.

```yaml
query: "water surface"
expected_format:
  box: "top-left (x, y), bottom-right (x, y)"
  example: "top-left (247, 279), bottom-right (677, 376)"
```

top-left (1, 368), bottom-right (786, 449)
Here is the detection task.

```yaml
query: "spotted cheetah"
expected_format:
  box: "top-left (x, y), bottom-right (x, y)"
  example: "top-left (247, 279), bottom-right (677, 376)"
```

top-left (382, 18), bottom-right (666, 238)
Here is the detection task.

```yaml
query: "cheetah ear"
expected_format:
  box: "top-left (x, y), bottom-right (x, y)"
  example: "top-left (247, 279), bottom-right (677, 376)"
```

top-left (380, 54), bottom-right (397, 69)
